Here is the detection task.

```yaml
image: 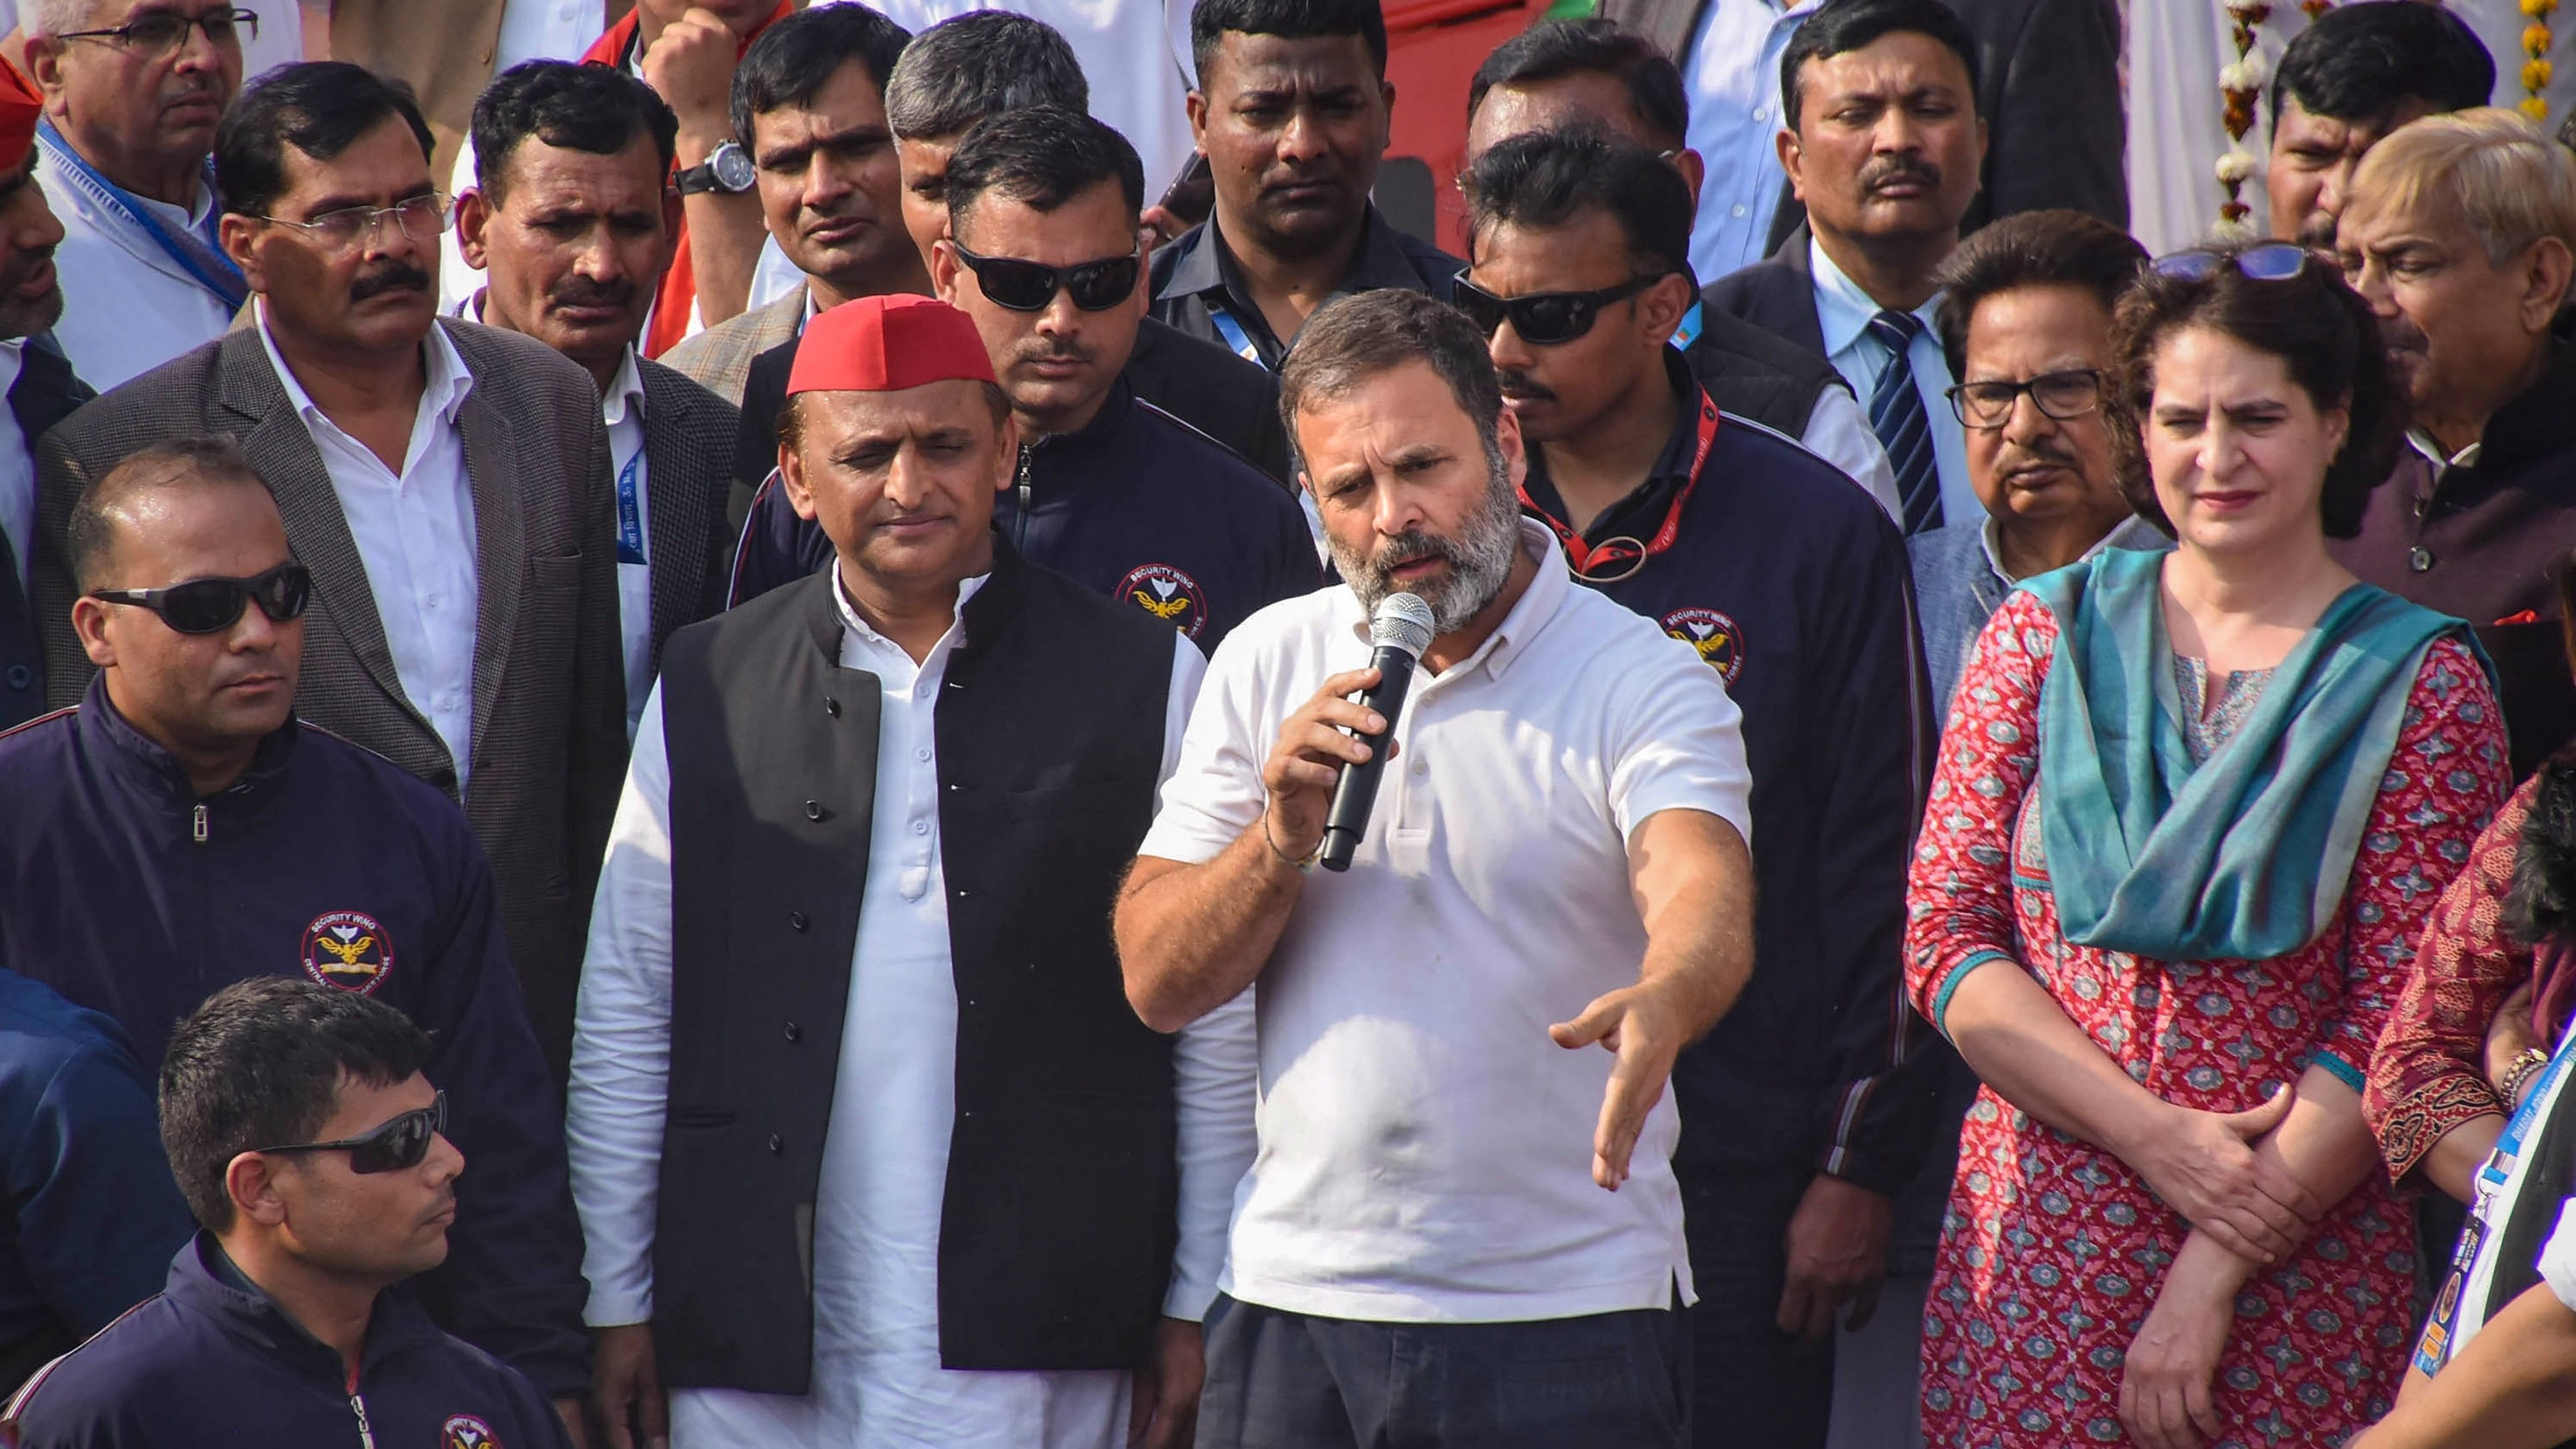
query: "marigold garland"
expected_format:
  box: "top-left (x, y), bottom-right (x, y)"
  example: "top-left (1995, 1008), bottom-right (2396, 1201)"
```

top-left (2527, 0), bottom-right (2560, 125)
top-left (2217, 0), bottom-right (2274, 238)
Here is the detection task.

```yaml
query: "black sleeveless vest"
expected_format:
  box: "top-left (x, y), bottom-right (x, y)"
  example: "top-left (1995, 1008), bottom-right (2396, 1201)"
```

top-left (650, 542), bottom-right (1179, 1393)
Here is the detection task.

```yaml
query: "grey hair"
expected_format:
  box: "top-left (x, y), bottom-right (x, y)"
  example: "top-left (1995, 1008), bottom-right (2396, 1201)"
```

top-left (21, 0), bottom-right (105, 41)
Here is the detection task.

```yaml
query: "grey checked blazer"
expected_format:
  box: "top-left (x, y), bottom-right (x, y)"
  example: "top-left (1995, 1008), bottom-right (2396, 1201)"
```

top-left (661, 286), bottom-right (805, 410)
top-left (29, 318), bottom-right (628, 1080)
top-left (636, 357), bottom-right (743, 661)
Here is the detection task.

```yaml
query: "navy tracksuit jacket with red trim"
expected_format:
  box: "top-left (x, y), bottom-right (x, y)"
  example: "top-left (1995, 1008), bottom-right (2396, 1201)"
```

top-left (0, 680), bottom-right (587, 1397)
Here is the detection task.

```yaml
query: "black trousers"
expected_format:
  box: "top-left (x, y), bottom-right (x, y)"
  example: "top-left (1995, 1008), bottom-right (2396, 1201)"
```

top-left (1681, 1160), bottom-right (1834, 1449)
top-left (1193, 1291), bottom-right (1692, 1448)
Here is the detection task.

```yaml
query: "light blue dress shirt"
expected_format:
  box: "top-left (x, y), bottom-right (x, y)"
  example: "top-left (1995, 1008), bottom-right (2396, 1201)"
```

top-left (1808, 238), bottom-right (1976, 530)
top-left (1680, 0), bottom-right (1823, 280)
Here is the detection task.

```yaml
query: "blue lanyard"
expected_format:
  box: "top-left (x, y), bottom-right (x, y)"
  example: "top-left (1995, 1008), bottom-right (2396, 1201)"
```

top-left (37, 121), bottom-right (247, 312)
top-left (1672, 300), bottom-right (1705, 352)
top-left (1204, 302), bottom-right (1268, 369)
top-left (614, 448), bottom-right (646, 566)
top-left (2416, 1030), bottom-right (2576, 1376)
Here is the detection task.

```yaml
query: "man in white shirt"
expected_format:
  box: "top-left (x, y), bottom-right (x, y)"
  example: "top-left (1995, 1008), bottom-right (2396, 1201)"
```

top-left (1115, 286), bottom-right (1756, 1448)
top-left (573, 293), bottom-right (1252, 1449)
top-left (1702, 0), bottom-right (1987, 538)
top-left (21, 0), bottom-right (249, 389)
top-left (452, 59), bottom-right (739, 734)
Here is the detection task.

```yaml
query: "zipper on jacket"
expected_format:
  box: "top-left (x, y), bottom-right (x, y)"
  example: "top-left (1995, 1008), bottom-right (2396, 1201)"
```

top-left (1013, 442), bottom-right (1033, 550)
top-left (348, 1387), bottom-right (376, 1449)
top-left (191, 803), bottom-right (208, 843)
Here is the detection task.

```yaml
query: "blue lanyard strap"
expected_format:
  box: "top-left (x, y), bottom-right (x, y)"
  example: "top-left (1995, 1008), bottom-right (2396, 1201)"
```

top-left (36, 120), bottom-right (247, 312)
top-left (2415, 1031), bottom-right (2576, 1377)
top-left (1203, 302), bottom-right (1267, 370)
top-left (614, 446), bottom-right (646, 566)
top-left (1672, 300), bottom-right (1705, 352)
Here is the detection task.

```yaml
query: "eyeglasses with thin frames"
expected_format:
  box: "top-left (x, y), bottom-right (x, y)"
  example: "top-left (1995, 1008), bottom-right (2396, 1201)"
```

top-left (55, 7), bottom-right (258, 59)
top-left (253, 193), bottom-right (452, 252)
top-left (1945, 368), bottom-right (2108, 430)
top-left (2149, 242), bottom-right (2309, 283)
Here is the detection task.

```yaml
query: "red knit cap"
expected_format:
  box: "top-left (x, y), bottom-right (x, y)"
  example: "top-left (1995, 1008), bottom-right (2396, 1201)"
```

top-left (787, 294), bottom-right (997, 397)
top-left (0, 61), bottom-right (39, 173)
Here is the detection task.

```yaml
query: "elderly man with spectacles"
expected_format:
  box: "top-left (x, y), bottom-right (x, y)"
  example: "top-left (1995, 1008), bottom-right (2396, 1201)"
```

top-left (19, 0), bottom-right (257, 388)
top-left (29, 63), bottom-right (628, 1133)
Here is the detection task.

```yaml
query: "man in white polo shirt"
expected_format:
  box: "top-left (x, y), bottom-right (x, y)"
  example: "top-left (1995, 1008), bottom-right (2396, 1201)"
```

top-left (1114, 286), bottom-right (1756, 1448)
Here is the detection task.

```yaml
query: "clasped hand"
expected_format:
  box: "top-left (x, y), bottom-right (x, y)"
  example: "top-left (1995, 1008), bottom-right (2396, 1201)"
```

top-left (2125, 1087), bottom-right (2319, 1262)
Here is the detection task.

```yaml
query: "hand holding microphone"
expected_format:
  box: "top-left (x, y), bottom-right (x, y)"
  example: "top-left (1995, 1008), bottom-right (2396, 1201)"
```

top-left (1257, 594), bottom-right (1435, 870)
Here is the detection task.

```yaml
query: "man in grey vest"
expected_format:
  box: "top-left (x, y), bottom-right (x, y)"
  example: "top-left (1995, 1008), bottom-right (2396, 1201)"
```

top-left (566, 293), bottom-right (1253, 1449)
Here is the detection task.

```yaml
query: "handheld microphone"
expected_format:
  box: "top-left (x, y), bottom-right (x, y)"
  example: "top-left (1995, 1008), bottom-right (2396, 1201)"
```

top-left (1319, 592), bottom-right (1436, 873)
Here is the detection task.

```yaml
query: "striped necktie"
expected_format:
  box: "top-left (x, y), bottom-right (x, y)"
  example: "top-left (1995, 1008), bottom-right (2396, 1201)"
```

top-left (1866, 308), bottom-right (1943, 535)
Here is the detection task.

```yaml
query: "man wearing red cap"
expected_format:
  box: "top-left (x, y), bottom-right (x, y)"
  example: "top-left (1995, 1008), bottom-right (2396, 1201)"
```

top-left (568, 294), bottom-right (1252, 1449)
top-left (0, 57), bottom-right (82, 732)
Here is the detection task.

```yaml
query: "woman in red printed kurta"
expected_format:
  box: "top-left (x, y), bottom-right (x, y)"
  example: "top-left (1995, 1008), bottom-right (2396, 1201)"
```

top-left (1904, 242), bottom-right (2509, 1449)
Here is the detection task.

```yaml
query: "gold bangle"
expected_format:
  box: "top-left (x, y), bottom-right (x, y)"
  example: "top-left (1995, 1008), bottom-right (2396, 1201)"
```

top-left (2500, 1047), bottom-right (2552, 1108)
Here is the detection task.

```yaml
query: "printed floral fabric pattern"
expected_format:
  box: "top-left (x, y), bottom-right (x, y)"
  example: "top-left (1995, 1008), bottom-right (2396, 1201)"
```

top-left (2173, 656), bottom-right (2275, 765)
top-left (2364, 779), bottom-right (2537, 1181)
top-left (1906, 590), bottom-right (2508, 1448)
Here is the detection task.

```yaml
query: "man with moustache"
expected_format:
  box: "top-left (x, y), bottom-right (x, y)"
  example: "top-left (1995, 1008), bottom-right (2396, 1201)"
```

top-left (864, 10), bottom-right (1290, 484)
top-left (1463, 126), bottom-right (1931, 1449)
top-left (2335, 108), bottom-right (2576, 778)
top-left (725, 12), bottom-right (1289, 510)
top-left (27, 63), bottom-right (628, 1107)
top-left (21, 0), bottom-right (248, 389)
top-left (729, 109), bottom-right (1316, 650)
top-left (2267, 1), bottom-right (2494, 254)
top-left (1118, 286), bottom-right (1756, 1448)
top-left (1703, 0), bottom-right (1987, 538)
top-left (437, 0), bottom-right (799, 358)
top-left (1463, 18), bottom-right (1898, 520)
top-left (1149, 0), bottom-right (1458, 371)
top-left (0, 437), bottom-right (587, 1425)
top-left (662, 3), bottom-right (920, 412)
top-left (571, 293), bottom-right (1251, 1449)
top-left (0, 60), bottom-right (87, 732)
top-left (453, 61), bottom-right (739, 733)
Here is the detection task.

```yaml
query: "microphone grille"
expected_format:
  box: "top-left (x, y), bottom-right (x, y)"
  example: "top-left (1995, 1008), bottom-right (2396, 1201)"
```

top-left (1371, 592), bottom-right (1436, 658)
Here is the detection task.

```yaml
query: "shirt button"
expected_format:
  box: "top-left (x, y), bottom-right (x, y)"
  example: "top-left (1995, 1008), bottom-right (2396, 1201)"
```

top-left (424, 594), bottom-right (440, 609)
top-left (3, 665), bottom-right (27, 690)
top-left (912, 819), bottom-right (929, 835)
top-left (1754, 103), bottom-right (1770, 119)
top-left (782, 1022), bottom-right (802, 1043)
top-left (1412, 759), bottom-right (1427, 775)
top-left (825, 696), bottom-right (841, 718)
top-left (1731, 204), bottom-right (1747, 218)
top-left (804, 799), bottom-right (823, 821)
top-left (788, 910), bottom-right (809, 931)
top-left (915, 747), bottom-right (930, 761)
top-left (766, 1133), bottom-right (784, 1153)
top-left (2409, 546), bottom-right (2435, 572)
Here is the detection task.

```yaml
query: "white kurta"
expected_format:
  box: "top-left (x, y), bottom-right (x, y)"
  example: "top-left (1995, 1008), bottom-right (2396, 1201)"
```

top-left (568, 571), bottom-right (1257, 1449)
top-left (34, 142), bottom-right (237, 391)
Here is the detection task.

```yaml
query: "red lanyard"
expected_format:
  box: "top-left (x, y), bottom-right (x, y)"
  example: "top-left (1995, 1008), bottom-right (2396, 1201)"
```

top-left (1520, 388), bottom-right (1722, 583)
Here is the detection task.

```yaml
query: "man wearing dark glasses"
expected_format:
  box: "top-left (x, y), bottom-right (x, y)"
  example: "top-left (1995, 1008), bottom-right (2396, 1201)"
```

top-left (728, 108), bottom-right (1317, 648)
top-left (0, 438), bottom-right (588, 1431)
top-left (29, 62), bottom-right (630, 1104)
top-left (22, 0), bottom-right (251, 391)
top-left (1462, 127), bottom-right (1934, 1449)
top-left (3, 979), bottom-right (572, 1447)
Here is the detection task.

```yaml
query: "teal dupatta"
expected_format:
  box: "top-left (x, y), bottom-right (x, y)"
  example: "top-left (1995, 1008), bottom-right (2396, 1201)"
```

top-left (2026, 548), bottom-right (2479, 962)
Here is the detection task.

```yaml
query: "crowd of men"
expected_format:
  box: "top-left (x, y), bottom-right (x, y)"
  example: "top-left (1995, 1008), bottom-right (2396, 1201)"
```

top-left (0, 0), bottom-right (2569, 1446)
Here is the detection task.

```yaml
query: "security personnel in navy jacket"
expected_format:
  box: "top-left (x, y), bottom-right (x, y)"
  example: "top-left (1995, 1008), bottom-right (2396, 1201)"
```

top-left (730, 109), bottom-right (1319, 648)
top-left (1466, 130), bottom-right (1938, 1448)
top-left (0, 440), bottom-right (588, 1406)
top-left (4, 981), bottom-right (572, 1449)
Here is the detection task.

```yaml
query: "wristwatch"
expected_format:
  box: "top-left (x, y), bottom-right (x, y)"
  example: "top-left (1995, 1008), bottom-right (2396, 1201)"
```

top-left (675, 140), bottom-right (755, 196)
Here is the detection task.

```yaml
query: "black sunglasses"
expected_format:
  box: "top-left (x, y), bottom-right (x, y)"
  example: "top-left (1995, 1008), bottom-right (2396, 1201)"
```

top-left (950, 242), bottom-right (1142, 312)
top-left (1453, 274), bottom-right (1663, 346)
top-left (2150, 242), bottom-right (2309, 283)
top-left (253, 1091), bottom-right (446, 1175)
top-left (87, 562), bottom-right (311, 636)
